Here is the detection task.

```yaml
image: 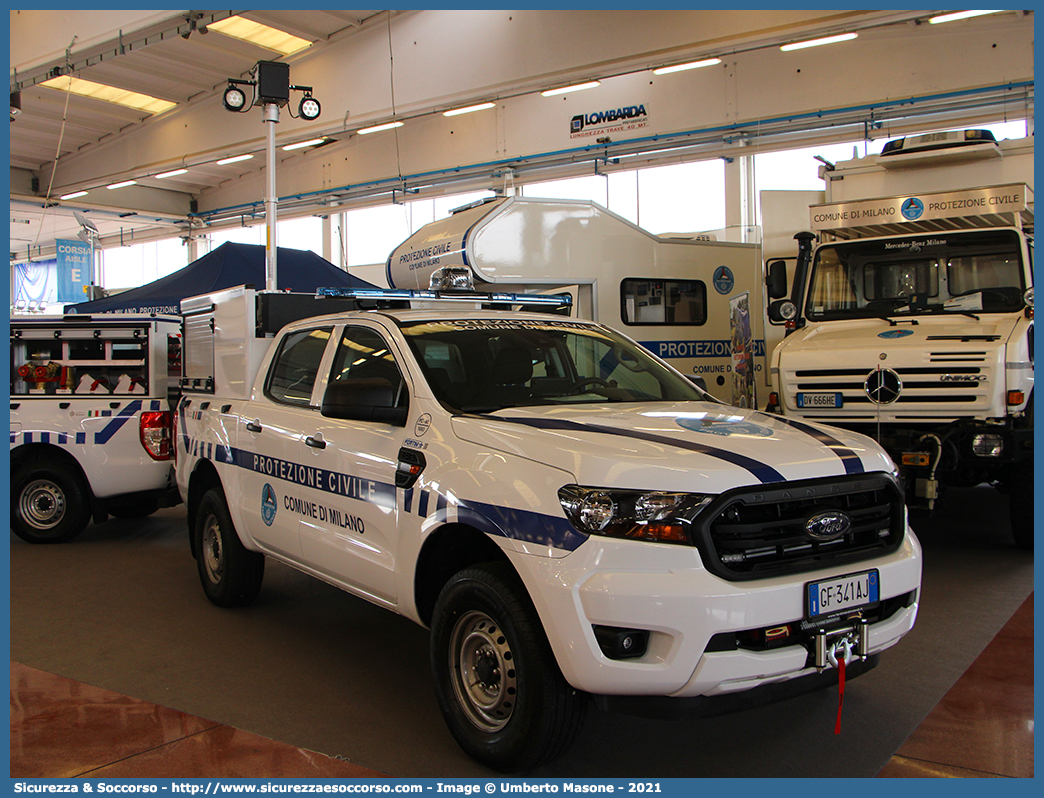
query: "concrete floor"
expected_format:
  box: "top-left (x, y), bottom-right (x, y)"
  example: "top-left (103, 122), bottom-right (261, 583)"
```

top-left (9, 484), bottom-right (1035, 778)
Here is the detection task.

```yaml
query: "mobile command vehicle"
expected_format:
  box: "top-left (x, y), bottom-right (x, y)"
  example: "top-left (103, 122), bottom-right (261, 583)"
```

top-left (386, 196), bottom-right (788, 407)
top-left (175, 282), bottom-right (921, 771)
top-left (10, 314), bottom-right (181, 543)
top-left (765, 130), bottom-right (1033, 547)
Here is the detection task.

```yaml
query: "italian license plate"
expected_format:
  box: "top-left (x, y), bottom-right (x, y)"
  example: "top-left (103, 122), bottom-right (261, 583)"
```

top-left (807, 569), bottom-right (879, 619)
top-left (797, 392), bottom-right (843, 408)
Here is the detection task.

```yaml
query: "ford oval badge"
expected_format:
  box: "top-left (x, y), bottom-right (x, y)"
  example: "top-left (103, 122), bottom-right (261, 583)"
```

top-left (805, 510), bottom-right (852, 542)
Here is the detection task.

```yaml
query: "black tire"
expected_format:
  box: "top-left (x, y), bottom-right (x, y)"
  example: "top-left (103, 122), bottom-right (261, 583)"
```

top-left (108, 498), bottom-right (159, 519)
top-left (1008, 467), bottom-right (1034, 550)
top-left (193, 488), bottom-right (265, 607)
top-left (430, 562), bottom-right (587, 772)
top-left (11, 458), bottom-right (92, 544)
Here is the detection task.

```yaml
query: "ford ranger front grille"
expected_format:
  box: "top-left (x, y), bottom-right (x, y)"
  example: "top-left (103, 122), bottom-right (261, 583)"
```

top-left (692, 475), bottom-right (905, 581)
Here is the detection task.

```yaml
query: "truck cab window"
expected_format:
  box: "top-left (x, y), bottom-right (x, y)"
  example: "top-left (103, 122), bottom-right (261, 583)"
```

top-left (621, 279), bottom-right (707, 325)
top-left (265, 327), bottom-right (333, 407)
top-left (947, 252), bottom-right (1022, 295)
top-left (864, 259), bottom-right (938, 301)
top-left (329, 326), bottom-right (407, 409)
top-left (806, 230), bottom-right (1026, 320)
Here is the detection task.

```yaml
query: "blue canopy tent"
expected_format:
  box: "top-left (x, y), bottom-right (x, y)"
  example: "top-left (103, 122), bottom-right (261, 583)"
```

top-left (64, 242), bottom-right (378, 314)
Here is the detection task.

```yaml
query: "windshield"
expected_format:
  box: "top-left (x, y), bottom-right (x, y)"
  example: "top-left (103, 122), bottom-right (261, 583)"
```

top-left (805, 230), bottom-right (1026, 321)
top-left (399, 318), bottom-right (705, 413)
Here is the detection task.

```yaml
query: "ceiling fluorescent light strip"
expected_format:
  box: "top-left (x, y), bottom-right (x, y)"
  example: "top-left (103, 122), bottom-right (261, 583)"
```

top-left (358, 121), bottom-right (404, 135)
top-left (216, 154), bottom-right (254, 165)
top-left (60, 191), bottom-right (89, 200)
top-left (155, 168), bottom-right (188, 179)
top-left (40, 75), bottom-right (176, 114)
top-left (283, 138), bottom-right (326, 151)
top-left (207, 15), bottom-right (312, 56)
top-left (542, 81), bottom-right (601, 97)
top-left (106, 180), bottom-right (137, 190)
top-left (929, 10), bottom-right (1002, 25)
top-left (444, 102), bottom-right (496, 117)
top-left (653, 58), bottom-right (722, 75)
top-left (781, 32), bottom-right (858, 51)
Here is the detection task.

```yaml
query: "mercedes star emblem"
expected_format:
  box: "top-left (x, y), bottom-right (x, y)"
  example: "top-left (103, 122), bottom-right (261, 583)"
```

top-left (864, 368), bottom-right (902, 404)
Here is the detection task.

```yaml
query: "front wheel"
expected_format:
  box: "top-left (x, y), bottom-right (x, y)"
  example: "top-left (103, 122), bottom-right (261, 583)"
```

top-left (12, 459), bottom-right (92, 544)
top-left (194, 488), bottom-right (265, 606)
top-left (430, 563), bottom-right (587, 772)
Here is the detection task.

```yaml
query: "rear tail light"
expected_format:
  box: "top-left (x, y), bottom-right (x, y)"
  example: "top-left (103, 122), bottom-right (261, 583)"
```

top-left (140, 411), bottom-right (173, 461)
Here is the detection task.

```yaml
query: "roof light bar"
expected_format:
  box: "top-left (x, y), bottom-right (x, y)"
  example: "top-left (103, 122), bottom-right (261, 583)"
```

top-left (542, 81), bottom-right (600, 97)
top-left (781, 32), bottom-right (858, 51)
top-left (929, 10), bottom-right (1002, 25)
top-left (315, 287), bottom-right (573, 309)
top-left (653, 58), bottom-right (721, 75)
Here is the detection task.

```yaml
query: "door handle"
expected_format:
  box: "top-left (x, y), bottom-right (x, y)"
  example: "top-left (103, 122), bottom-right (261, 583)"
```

top-left (245, 419), bottom-right (262, 433)
top-left (305, 434), bottom-right (326, 450)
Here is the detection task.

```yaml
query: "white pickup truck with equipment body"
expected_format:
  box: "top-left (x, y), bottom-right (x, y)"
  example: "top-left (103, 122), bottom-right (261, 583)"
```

top-left (175, 281), bottom-right (921, 771)
top-left (10, 314), bottom-right (181, 543)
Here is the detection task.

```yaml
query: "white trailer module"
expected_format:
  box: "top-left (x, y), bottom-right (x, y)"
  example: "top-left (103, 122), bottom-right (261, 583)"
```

top-left (387, 196), bottom-right (781, 405)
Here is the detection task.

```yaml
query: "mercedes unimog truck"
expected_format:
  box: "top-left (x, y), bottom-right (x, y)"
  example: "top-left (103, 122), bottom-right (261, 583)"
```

top-left (766, 130), bottom-right (1033, 548)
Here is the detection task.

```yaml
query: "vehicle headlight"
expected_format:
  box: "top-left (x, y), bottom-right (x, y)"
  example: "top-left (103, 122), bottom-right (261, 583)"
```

top-left (971, 433), bottom-right (1004, 458)
top-left (558, 486), bottom-right (711, 544)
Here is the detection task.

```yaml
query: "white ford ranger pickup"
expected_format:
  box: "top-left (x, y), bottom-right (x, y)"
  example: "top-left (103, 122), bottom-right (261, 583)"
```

top-left (176, 288), bottom-right (921, 771)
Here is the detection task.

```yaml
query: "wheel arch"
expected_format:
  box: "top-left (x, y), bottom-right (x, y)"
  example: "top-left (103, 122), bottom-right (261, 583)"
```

top-left (414, 523), bottom-right (513, 628)
top-left (11, 443), bottom-right (94, 499)
top-left (186, 459), bottom-right (224, 558)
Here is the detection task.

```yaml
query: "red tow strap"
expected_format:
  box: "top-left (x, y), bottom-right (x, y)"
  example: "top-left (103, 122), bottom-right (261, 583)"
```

top-left (834, 654), bottom-right (846, 734)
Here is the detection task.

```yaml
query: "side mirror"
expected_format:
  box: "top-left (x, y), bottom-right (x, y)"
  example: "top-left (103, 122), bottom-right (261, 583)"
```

top-left (766, 260), bottom-right (788, 299)
top-left (321, 378), bottom-right (407, 426)
top-left (686, 374), bottom-right (708, 392)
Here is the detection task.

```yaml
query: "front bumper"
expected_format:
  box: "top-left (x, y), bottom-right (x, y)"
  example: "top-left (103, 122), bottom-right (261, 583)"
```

top-left (508, 526), bottom-right (921, 699)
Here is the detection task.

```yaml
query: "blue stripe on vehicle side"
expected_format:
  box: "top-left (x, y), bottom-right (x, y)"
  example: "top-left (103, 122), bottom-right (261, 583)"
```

top-left (195, 444), bottom-right (398, 511)
top-left (403, 488), bottom-right (414, 514)
top-left (458, 499), bottom-right (587, 552)
top-left (773, 416), bottom-right (865, 475)
top-left (177, 404), bottom-right (190, 453)
top-left (419, 490), bottom-right (430, 517)
top-left (470, 415), bottom-right (787, 484)
top-left (14, 431), bottom-right (85, 446)
top-left (93, 401), bottom-right (142, 444)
